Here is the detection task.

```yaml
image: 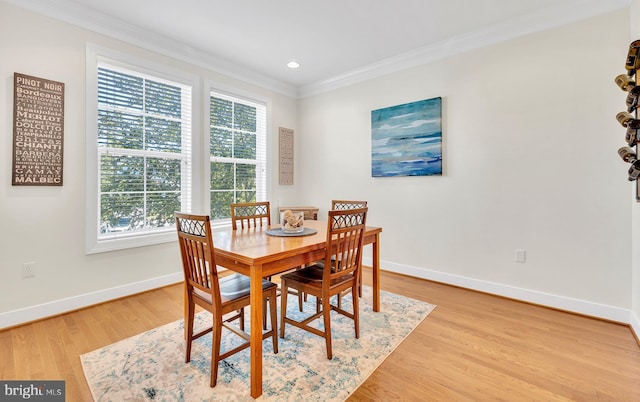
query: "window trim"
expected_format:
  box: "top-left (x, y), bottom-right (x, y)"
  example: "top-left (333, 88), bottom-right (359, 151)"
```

top-left (204, 81), bottom-right (272, 229)
top-left (85, 44), bottom-right (202, 254)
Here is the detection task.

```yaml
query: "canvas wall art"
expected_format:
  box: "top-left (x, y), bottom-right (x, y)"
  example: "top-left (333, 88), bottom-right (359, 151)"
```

top-left (371, 97), bottom-right (442, 177)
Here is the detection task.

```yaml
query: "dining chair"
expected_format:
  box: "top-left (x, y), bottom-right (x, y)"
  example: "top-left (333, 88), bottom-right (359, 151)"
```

top-left (279, 207), bottom-right (368, 359)
top-left (304, 200), bottom-right (369, 310)
top-left (230, 201), bottom-right (271, 230)
top-left (330, 200), bottom-right (368, 305)
top-left (230, 201), bottom-right (304, 313)
top-left (331, 200), bottom-right (368, 210)
top-left (175, 212), bottom-right (278, 387)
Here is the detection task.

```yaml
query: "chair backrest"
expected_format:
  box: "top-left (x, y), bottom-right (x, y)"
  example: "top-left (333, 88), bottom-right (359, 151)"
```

top-left (323, 207), bottom-right (368, 284)
top-left (175, 213), bottom-right (222, 309)
top-left (230, 201), bottom-right (271, 230)
top-left (331, 200), bottom-right (368, 210)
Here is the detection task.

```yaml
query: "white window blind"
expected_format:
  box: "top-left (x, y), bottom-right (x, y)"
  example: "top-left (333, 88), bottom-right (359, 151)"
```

top-left (97, 63), bottom-right (192, 239)
top-left (209, 91), bottom-right (267, 221)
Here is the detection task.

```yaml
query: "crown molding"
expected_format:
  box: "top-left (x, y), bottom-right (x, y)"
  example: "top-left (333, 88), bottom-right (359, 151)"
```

top-left (2, 0), bottom-right (631, 99)
top-left (298, 0), bottom-right (631, 98)
top-left (1, 0), bottom-right (298, 98)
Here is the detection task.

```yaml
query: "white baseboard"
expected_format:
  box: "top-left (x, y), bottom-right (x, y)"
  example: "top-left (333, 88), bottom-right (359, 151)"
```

top-left (631, 311), bottom-right (640, 340)
top-left (2, 261), bottom-right (637, 331)
top-left (0, 272), bottom-right (182, 330)
top-left (365, 258), bottom-right (634, 324)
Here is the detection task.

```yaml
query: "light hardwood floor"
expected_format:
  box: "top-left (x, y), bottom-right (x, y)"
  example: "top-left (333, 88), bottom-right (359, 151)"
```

top-left (1, 269), bottom-right (639, 401)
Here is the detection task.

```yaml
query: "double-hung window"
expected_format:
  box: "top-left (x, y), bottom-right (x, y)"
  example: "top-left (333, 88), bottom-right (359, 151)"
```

top-left (209, 91), bottom-right (267, 222)
top-left (86, 49), bottom-right (195, 253)
top-left (86, 48), bottom-right (269, 251)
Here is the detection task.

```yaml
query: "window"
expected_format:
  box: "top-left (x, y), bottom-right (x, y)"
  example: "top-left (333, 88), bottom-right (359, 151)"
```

top-left (86, 47), bottom-right (196, 253)
top-left (85, 47), bottom-right (271, 252)
top-left (209, 91), bottom-right (267, 222)
top-left (97, 65), bottom-right (192, 237)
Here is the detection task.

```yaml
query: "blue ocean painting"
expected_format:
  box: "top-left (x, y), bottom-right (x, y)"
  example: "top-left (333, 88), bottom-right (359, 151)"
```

top-left (371, 97), bottom-right (442, 177)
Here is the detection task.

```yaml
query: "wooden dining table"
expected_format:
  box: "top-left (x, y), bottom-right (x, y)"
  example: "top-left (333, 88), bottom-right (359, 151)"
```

top-left (203, 219), bottom-right (382, 398)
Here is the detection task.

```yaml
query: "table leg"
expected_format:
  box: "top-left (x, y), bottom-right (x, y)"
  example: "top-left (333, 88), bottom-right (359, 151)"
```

top-left (372, 232), bottom-right (381, 312)
top-left (250, 265), bottom-right (263, 398)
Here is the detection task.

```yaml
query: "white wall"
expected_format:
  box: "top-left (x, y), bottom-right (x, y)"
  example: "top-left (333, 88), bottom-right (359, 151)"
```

top-left (0, 3), bottom-right (298, 327)
top-left (1, 3), bottom-right (636, 329)
top-left (298, 10), bottom-right (634, 320)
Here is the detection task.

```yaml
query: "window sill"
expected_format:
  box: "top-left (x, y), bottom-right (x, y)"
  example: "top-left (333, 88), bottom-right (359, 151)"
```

top-left (86, 230), bottom-right (176, 254)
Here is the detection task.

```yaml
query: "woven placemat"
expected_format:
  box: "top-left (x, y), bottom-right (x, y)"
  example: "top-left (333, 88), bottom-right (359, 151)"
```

top-left (266, 227), bottom-right (318, 237)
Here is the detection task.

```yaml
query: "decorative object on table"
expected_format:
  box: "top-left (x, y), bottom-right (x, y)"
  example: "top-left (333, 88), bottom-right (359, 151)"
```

top-left (371, 96), bottom-right (442, 177)
top-left (280, 209), bottom-right (304, 233)
top-left (80, 286), bottom-right (436, 402)
top-left (616, 39), bottom-right (640, 200)
top-left (175, 213), bottom-right (278, 388)
top-left (12, 73), bottom-right (65, 186)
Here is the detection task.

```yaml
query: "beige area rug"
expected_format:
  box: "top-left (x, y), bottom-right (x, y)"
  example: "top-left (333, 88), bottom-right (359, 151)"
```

top-left (81, 286), bottom-right (435, 401)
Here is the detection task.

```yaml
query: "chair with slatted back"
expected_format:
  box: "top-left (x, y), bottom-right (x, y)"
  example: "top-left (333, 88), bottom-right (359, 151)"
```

top-left (230, 201), bottom-right (271, 230)
top-left (331, 200), bottom-right (368, 305)
top-left (331, 200), bottom-right (368, 210)
top-left (175, 212), bottom-right (278, 388)
top-left (279, 207), bottom-right (368, 359)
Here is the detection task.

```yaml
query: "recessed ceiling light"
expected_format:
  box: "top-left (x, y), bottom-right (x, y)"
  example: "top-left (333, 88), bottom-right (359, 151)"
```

top-left (287, 61), bottom-right (300, 69)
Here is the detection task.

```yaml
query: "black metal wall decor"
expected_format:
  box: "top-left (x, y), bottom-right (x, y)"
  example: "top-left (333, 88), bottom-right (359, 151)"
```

top-left (616, 39), bottom-right (640, 200)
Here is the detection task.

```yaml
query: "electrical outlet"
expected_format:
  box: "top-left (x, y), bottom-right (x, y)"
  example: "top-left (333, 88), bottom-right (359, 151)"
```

top-left (515, 249), bottom-right (526, 263)
top-left (23, 262), bottom-right (36, 279)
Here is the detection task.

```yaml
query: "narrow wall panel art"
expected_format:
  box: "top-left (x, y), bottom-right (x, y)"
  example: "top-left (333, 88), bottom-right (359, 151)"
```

top-left (371, 97), bottom-right (442, 177)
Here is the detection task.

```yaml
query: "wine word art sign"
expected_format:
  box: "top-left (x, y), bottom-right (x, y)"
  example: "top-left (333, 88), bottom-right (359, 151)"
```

top-left (12, 72), bottom-right (65, 186)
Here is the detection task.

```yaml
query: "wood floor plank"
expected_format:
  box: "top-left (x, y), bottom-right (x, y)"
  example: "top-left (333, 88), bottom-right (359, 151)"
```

top-left (352, 269), bottom-right (640, 401)
top-left (0, 269), bottom-right (638, 401)
top-left (0, 329), bottom-right (15, 379)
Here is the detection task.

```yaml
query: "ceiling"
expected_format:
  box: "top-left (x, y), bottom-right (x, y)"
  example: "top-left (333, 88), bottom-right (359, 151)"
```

top-left (5, 0), bottom-right (630, 97)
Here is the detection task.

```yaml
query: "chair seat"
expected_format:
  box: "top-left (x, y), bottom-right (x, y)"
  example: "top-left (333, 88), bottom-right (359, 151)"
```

top-left (314, 257), bottom-right (361, 308)
top-left (280, 265), bottom-right (355, 289)
top-left (193, 274), bottom-right (277, 304)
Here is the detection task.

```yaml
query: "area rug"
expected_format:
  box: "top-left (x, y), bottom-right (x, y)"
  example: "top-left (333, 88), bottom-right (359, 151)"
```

top-left (81, 286), bottom-right (435, 401)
